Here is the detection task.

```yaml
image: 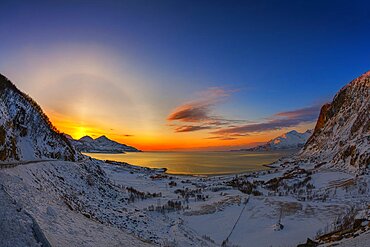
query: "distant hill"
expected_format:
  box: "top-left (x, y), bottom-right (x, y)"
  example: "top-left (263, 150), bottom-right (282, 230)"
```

top-left (233, 130), bottom-right (313, 152)
top-left (69, 135), bottom-right (141, 153)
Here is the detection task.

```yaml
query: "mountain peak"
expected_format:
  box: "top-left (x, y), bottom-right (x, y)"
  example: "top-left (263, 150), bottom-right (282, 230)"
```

top-left (96, 135), bottom-right (109, 141)
top-left (286, 130), bottom-right (299, 136)
top-left (358, 70), bottom-right (370, 80)
top-left (287, 130), bottom-right (298, 133)
top-left (79, 136), bottom-right (94, 142)
top-left (239, 129), bottom-right (312, 151)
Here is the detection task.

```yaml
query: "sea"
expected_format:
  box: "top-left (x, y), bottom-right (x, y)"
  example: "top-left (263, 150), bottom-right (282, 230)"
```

top-left (84, 150), bottom-right (296, 176)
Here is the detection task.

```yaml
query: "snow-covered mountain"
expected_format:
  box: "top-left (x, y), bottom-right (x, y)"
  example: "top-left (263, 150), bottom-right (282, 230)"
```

top-left (0, 74), bottom-right (79, 161)
top-left (237, 130), bottom-right (313, 151)
top-left (71, 135), bottom-right (141, 153)
top-left (298, 71), bottom-right (370, 173)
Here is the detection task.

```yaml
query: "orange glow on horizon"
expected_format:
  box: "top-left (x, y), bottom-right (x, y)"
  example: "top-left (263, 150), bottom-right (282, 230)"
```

top-left (46, 107), bottom-right (315, 151)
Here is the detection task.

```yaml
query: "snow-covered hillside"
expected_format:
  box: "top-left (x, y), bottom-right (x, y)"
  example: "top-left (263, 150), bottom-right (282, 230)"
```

top-left (70, 135), bottom-right (141, 153)
top-left (299, 71), bottom-right (370, 173)
top-left (0, 74), bottom-right (80, 161)
top-left (238, 130), bottom-right (313, 151)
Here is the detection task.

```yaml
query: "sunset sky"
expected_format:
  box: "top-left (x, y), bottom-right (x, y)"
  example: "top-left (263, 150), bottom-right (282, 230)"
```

top-left (1, 0), bottom-right (369, 150)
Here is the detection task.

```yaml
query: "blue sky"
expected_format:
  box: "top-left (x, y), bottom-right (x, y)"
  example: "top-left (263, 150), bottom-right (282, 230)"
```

top-left (0, 0), bottom-right (369, 150)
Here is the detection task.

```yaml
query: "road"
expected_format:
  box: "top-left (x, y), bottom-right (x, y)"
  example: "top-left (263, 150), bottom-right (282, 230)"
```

top-left (0, 160), bottom-right (54, 168)
top-left (0, 158), bottom-right (88, 169)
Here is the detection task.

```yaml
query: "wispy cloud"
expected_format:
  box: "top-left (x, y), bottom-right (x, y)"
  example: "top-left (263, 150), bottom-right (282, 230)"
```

top-left (167, 87), bottom-right (245, 133)
top-left (168, 105), bottom-right (210, 122)
top-left (205, 136), bottom-right (238, 141)
top-left (273, 106), bottom-right (320, 120)
top-left (167, 87), bottom-right (230, 123)
top-left (211, 105), bottom-right (320, 136)
top-left (174, 125), bottom-right (213, 132)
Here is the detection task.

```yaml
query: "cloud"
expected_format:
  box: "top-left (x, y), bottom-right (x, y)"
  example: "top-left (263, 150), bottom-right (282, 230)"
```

top-left (168, 105), bottom-right (210, 122)
top-left (212, 105), bottom-right (320, 136)
top-left (205, 136), bottom-right (238, 141)
top-left (167, 87), bottom-right (230, 123)
top-left (174, 125), bottom-right (213, 132)
top-left (273, 105), bottom-right (320, 121)
top-left (167, 87), bottom-right (245, 133)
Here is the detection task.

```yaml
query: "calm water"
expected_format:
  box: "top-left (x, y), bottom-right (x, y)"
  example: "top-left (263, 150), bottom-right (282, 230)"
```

top-left (84, 150), bottom-right (296, 175)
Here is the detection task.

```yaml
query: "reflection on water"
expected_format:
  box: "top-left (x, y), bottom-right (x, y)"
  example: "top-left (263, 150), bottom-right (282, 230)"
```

top-left (84, 151), bottom-right (296, 175)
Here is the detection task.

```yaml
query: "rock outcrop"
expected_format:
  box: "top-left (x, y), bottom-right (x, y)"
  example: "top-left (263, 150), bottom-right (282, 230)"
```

top-left (299, 71), bottom-right (370, 173)
top-left (0, 74), bottom-right (79, 161)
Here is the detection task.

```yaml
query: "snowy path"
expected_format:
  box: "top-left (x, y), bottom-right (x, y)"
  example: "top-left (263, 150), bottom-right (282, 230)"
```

top-left (0, 159), bottom-right (56, 169)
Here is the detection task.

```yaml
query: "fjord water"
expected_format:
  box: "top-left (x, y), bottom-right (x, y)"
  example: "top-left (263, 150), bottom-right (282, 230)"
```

top-left (84, 151), bottom-right (296, 175)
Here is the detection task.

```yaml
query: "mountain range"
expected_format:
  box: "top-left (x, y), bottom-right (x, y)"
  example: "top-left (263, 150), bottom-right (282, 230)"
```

top-left (67, 135), bottom-right (141, 153)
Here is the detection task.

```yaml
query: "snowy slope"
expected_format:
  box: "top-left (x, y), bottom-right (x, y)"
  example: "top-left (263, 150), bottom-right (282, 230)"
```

top-left (71, 135), bottom-right (141, 153)
top-left (0, 74), bottom-right (80, 161)
top-left (0, 185), bottom-right (46, 247)
top-left (299, 71), bottom-right (370, 173)
top-left (239, 130), bottom-right (312, 151)
top-left (0, 160), bottom-right (153, 247)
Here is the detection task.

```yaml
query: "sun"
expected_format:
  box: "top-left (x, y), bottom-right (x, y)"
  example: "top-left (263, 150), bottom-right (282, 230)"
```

top-left (74, 126), bottom-right (88, 139)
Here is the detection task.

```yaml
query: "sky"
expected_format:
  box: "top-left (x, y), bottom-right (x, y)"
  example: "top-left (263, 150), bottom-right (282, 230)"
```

top-left (0, 0), bottom-right (369, 151)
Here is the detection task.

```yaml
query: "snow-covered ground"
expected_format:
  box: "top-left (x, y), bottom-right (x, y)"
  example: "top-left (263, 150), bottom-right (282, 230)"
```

top-left (0, 160), bottom-right (152, 247)
top-left (0, 157), bottom-right (368, 247)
